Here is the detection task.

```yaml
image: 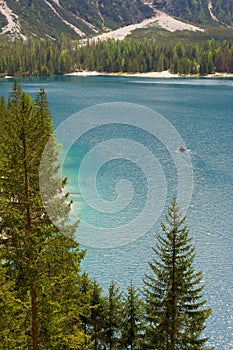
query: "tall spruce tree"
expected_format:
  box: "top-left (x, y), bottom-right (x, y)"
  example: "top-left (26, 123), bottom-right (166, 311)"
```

top-left (0, 81), bottom-right (87, 349)
top-left (103, 281), bottom-right (122, 350)
top-left (143, 198), bottom-right (213, 350)
top-left (79, 273), bottom-right (93, 347)
top-left (0, 248), bottom-right (27, 349)
top-left (89, 279), bottom-right (106, 350)
top-left (0, 98), bottom-right (21, 348)
top-left (120, 283), bottom-right (143, 350)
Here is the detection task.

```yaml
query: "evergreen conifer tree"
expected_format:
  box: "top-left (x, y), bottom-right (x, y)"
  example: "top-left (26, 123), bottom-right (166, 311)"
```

top-left (79, 273), bottom-right (93, 346)
top-left (89, 279), bottom-right (106, 350)
top-left (0, 249), bottom-right (27, 349)
top-left (103, 281), bottom-right (122, 350)
top-left (120, 283), bottom-right (143, 350)
top-left (143, 198), bottom-right (213, 350)
top-left (0, 81), bottom-right (87, 349)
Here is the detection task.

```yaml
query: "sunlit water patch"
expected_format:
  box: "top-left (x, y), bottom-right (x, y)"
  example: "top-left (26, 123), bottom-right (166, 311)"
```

top-left (1, 76), bottom-right (233, 349)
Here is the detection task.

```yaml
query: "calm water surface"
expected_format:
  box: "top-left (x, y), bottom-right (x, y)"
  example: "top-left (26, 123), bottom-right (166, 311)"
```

top-left (1, 76), bottom-right (233, 349)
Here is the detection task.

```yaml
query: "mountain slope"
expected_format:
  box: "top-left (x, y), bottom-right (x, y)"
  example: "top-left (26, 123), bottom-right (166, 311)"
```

top-left (152, 0), bottom-right (212, 24)
top-left (151, 0), bottom-right (233, 26)
top-left (0, 0), bottom-right (232, 41)
top-left (0, 0), bottom-right (153, 39)
top-left (211, 0), bottom-right (233, 26)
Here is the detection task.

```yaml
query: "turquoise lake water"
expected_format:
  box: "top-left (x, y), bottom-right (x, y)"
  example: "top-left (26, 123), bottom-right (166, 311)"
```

top-left (1, 76), bottom-right (233, 349)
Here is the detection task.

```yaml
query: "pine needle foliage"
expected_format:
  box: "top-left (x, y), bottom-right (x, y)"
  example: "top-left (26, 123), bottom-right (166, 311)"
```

top-left (143, 198), bottom-right (213, 350)
top-left (0, 81), bottom-right (87, 349)
top-left (120, 283), bottom-right (143, 350)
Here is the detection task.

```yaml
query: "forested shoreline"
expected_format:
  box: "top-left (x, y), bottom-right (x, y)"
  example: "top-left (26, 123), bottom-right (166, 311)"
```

top-left (0, 83), bottom-right (214, 349)
top-left (1, 36), bottom-right (233, 77)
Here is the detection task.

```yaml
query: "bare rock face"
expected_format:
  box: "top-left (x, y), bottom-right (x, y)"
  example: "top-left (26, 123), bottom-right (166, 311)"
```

top-left (1, 0), bottom-right (230, 40)
top-left (0, 0), bottom-right (153, 39)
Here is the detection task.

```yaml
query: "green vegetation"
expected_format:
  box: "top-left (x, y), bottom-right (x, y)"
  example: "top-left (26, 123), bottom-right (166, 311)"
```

top-left (0, 81), bottom-right (86, 348)
top-left (153, 0), bottom-right (211, 24)
top-left (96, 0), bottom-right (153, 29)
top-left (0, 36), bottom-right (74, 76)
top-left (0, 36), bottom-right (233, 76)
top-left (5, 0), bottom-right (88, 39)
top-left (1, 0), bottom-right (232, 40)
top-left (0, 83), bottom-right (213, 349)
top-left (130, 25), bottom-right (233, 44)
top-left (212, 0), bottom-right (233, 26)
top-left (4, 0), bottom-right (152, 39)
top-left (120, 283), bottom-right (143, 349)
top-left (0, 11), bottom-right (8, 29)
top-left (153, 0), bottom-right (233, 27)
top-left (143, 198), bottom-right (213, 349)
top-left (1, 36), bottom-right (233, 76)
top-left (76, 38), bottom-right (233, 74)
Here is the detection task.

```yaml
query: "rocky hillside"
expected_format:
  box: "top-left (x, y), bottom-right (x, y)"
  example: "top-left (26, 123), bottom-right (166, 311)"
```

top-left (152, 0), bottom-right (211, 24)
top-left (211, 0), bottom-right (233, 26)
top-left (0, 0), bottom-right (153, 39)
top-left (152, 0), bottom-right (233, 26)
top-left (0, 0), bottom-right (232, 41)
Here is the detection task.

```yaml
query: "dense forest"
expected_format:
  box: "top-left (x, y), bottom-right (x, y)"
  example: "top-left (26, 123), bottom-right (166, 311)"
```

top-left (153, 0), bottom-right (233, 26)
top-left (212, 0), bottom-right (233, 26)
top-left (75, 38), bottom-right (233, 74)
top-left (153, 0), bottom-right (211, 24)
top-left (0, 83), bottom-right (213, 349)
top-left (0, 36), bottom-right (233, 77)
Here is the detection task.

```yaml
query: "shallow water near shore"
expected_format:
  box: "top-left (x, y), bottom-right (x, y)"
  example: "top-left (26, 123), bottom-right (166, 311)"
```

top-left (1, 75), bottom-right (233, 349)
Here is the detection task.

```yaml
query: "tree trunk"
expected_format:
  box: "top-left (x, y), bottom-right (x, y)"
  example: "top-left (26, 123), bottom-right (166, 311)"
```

top-left (30, 278), bottom-right (38, 350)
top-left (171, 230), bottom-right (176, 350)
top-left (94, 311), bottom-right (98, 350)
top-left (23, 131), bottom-right (39, 350)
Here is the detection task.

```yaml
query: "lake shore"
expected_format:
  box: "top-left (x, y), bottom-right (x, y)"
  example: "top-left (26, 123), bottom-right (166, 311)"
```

top-left (3, 71), bottom-right (233, 79)
top-left (65, 70), bottom-right (233, 78)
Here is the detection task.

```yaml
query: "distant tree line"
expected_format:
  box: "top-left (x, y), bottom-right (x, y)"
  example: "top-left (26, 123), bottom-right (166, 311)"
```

top-left (0, 83), bottom-right (213, 349)
top-left (0, 36), bottom-right (233, 76)
top-left (76, 38), bottom-right (233, 75)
